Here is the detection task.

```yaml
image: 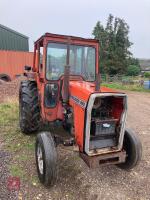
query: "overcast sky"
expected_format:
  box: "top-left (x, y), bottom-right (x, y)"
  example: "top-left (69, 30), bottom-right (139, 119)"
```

top-left (0, 0), bottom-right (149, 58)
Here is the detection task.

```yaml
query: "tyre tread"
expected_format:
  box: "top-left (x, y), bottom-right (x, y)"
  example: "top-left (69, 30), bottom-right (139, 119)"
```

top-left (19, 80), bottom-right (40, 134)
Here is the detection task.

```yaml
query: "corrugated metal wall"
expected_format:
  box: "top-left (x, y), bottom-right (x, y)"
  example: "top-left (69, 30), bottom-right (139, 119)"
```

top-left (0, 24), bottom-right (29, 51)
top-left (0, 50), bottom-right (34, 80)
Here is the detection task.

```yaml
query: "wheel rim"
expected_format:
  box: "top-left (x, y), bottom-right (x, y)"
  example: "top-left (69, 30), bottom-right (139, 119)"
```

top-left (37, 144), bottom-right (44, 174)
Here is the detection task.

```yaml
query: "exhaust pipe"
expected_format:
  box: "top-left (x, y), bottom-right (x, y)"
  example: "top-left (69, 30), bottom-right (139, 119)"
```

top-left (63, 43), bottom-right (70, 104)
top-left (95, 74), bottom-right (100, 91)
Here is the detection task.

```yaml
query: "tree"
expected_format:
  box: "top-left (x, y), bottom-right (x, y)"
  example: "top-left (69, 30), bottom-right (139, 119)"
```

top-left (92, 14), bottom-right (133, 75)
top-left (128, 57), bottom-right (140, 66)
top-left (126, 65), bottom-right (140, 76)
top-left (144, 72), bottom-right (150, 79)
top-left (92, 21), bottom-right (107, 73)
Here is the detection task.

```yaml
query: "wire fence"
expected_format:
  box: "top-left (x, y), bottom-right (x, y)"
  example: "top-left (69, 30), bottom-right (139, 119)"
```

top-left (101, 74), bottom-right (148, 86)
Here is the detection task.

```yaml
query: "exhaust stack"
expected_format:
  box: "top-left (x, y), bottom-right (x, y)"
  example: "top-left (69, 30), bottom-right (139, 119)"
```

top-left (95, 74), bottom-right (100, 91)
top-left (63, 42), bottom-right (70, 104)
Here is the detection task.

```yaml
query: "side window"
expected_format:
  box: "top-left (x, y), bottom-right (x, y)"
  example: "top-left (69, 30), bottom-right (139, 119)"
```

top-left (39, 46), bottom-right (43, 73)
top-left (86, 47), bottom-right (95, 79)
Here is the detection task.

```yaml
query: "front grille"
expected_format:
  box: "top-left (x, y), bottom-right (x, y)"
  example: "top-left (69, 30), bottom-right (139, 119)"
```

top-left (84, 93), bottom-right (127, 155)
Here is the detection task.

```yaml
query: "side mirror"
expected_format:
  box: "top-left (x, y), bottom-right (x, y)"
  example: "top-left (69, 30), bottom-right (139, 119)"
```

top-left (24, 66), bottom-right (32, 71)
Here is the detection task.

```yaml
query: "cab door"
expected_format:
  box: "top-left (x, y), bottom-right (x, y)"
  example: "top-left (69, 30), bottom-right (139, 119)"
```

top-left (38, 42), bottom-right (68, 121)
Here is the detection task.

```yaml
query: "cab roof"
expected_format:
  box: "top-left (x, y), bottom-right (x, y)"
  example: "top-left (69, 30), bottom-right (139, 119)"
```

top-left (35, 32), bottom-right (99, 45)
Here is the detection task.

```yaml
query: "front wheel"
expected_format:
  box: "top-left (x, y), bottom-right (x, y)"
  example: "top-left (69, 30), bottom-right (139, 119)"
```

top-left (35, 132), bottom-right (57, 187)
top-left (117, 128), bottom-right (142, 170)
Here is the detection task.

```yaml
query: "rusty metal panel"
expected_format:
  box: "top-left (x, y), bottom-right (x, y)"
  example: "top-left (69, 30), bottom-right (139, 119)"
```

top-left (80, 151), bottom-right (126, 168)
top-left (0, 50), bottom-right (34, 80)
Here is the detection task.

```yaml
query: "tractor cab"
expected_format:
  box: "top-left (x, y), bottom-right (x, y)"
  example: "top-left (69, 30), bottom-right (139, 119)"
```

top-left (29, 33), bottom-right (100, 123)
top-left (33, 33), bottom-right (99, 81)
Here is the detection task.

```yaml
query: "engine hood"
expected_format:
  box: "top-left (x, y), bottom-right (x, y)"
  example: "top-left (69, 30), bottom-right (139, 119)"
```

top-left (69, 81), bottom-right (122, 103)
top-left (68, 80), bottom-right (125, 152)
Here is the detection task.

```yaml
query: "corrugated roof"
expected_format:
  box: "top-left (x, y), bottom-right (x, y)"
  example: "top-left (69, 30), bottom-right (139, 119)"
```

top-left (0, 24), bottom-right (29, 51)
top-left (0, 24), bottom-right (28, 39)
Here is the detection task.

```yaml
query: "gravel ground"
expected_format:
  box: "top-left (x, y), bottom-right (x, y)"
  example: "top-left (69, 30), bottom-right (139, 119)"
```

top-left (0, 81), bottom-right (150, 200)
top-left (0, 147), bottom-right (18, 200)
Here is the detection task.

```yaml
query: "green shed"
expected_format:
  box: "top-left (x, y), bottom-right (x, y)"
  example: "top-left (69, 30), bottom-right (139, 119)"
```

top-left (0, 24), bottom-right (29, 51)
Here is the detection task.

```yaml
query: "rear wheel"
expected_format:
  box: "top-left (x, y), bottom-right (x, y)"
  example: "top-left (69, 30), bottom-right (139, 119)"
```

top-left (19, 80), bottom-right (40, 134)
top-left (0, 74), bottom-right (11, 82)
top-left (117, 128), bottom-right (142, 170)
top-left (35, 132), bottom-right (57, 187)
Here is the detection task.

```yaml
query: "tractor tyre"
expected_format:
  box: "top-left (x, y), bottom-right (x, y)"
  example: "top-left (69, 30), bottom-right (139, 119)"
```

top-left (19, 80), bottom-right (40, 134)
top-left (117, 128), bottom-right (142, 170)
top-left (35, 132), bottom-right (57, 187)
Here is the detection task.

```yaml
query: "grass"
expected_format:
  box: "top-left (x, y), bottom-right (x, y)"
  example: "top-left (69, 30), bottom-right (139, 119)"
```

top-left (0, 99), bottom-right (37, 183)
top-left (102, 82), bottom-right (150, 92)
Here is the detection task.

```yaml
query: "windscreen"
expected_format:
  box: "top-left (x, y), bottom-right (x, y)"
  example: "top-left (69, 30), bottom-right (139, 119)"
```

top-left (46, 43), bottom-right (96, 81)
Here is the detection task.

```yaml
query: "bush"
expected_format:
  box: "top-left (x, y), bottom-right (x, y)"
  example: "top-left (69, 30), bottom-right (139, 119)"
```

top-left (144, 72), bottom-right (150, 79)
top-left (126, 65), bottom-right (140, 76)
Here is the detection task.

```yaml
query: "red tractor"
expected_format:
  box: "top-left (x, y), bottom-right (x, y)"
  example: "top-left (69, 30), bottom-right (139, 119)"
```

top-left (19, 33), bottom-right (142, 187)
